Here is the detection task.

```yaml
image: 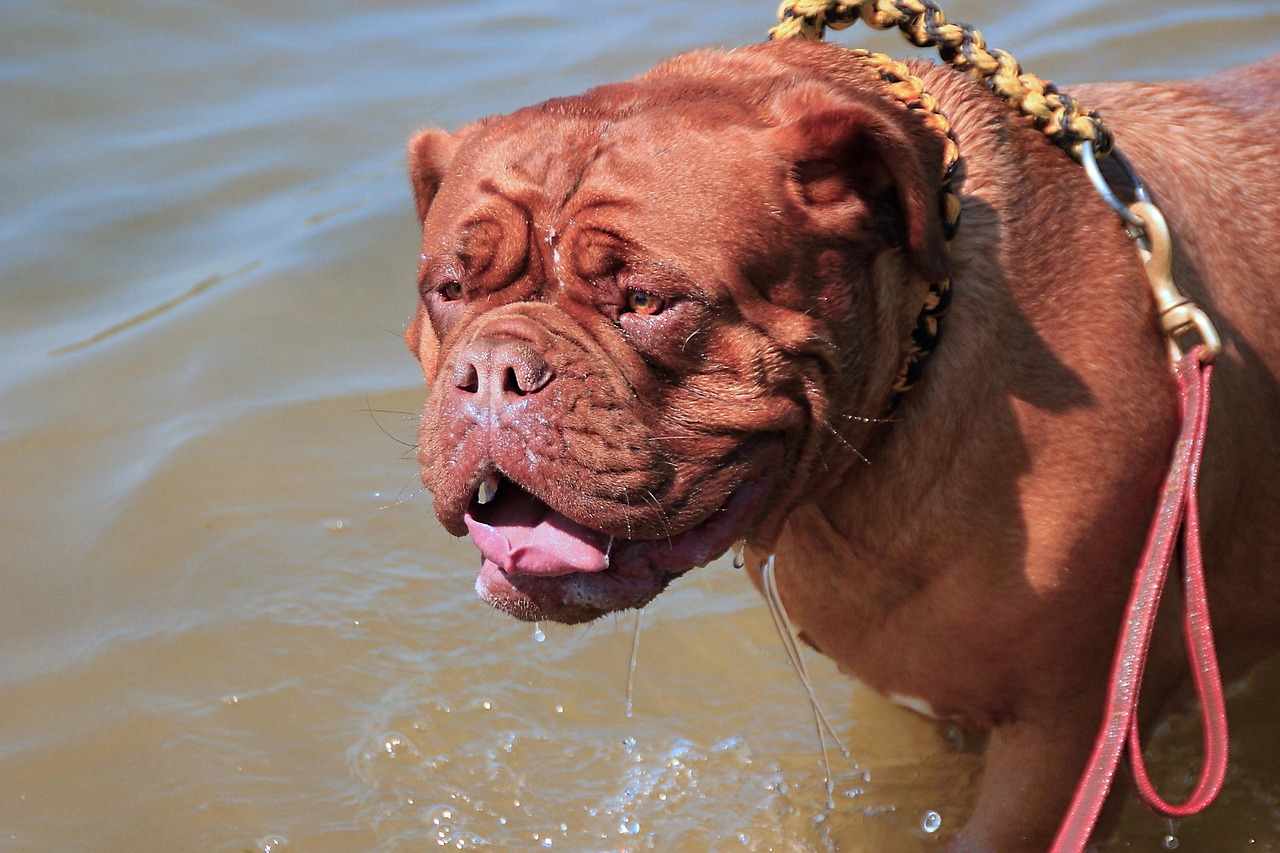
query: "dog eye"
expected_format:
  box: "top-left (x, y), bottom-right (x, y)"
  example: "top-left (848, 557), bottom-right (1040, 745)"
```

top-left (625, 290), bottom-right (665, 316)
top-left (439, 280), bottom-right (463, 301)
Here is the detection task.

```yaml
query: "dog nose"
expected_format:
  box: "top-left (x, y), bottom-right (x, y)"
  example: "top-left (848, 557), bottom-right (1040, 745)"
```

top-left (451, 336), bottom-right (553, 403)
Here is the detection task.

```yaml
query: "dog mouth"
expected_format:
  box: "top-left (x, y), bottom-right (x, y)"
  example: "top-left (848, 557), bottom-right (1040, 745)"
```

top-left (463, 473), bottom-right (767, 624)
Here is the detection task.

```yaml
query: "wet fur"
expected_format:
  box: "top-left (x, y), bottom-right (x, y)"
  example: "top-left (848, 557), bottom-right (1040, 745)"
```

top-left (407, 42), bottom-right (1280, 850)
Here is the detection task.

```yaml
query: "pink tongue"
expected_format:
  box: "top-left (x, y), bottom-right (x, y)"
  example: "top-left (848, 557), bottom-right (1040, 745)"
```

top-left (464, 486), bottom-right (612, 576)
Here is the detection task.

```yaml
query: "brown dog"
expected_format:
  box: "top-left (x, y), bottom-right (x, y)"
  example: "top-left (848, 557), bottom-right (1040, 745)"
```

top-left (404, 39), bottom-right (1280, 850)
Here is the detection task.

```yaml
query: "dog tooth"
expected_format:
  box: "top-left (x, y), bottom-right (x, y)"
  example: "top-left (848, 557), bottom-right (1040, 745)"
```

top-left (477, 474), bottom-right (501, 506)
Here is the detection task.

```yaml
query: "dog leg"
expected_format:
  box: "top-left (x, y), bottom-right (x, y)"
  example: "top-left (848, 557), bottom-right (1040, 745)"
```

top-left (947, 706), bottom-right (1102, 852)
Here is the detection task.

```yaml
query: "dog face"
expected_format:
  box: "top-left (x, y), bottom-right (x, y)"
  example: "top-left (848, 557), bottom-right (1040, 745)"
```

top-left (406, 43), bottom-right (946, 624)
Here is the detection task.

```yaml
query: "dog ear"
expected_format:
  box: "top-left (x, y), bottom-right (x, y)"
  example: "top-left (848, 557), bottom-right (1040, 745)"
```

top-left (405, 129), bottom-right (459, 379)
top-left (769, 90), bottom-right (948, 282)
top-left (408, 128), bottom-right (462, 223)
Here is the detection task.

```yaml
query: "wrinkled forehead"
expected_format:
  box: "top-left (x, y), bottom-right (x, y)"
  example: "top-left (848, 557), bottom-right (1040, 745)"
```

top-left (432, 86), bottom-right (781, 239)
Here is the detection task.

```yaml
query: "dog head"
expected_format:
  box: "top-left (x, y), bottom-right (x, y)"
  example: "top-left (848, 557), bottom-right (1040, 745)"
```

top-left (406, 41), bottom-right (947, 623)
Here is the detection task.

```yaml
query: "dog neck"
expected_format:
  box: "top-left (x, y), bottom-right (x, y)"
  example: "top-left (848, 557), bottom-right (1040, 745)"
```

top-left (744, 60), bottom-right (1177, 718)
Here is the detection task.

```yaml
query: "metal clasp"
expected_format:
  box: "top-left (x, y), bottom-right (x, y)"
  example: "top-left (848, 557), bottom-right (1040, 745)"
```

top-left (1127, 200), bottom-right (1221, 365)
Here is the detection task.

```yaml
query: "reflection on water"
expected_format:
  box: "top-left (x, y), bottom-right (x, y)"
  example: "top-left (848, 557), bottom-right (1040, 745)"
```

top-left (2, 0), bottom-right (1278, 850)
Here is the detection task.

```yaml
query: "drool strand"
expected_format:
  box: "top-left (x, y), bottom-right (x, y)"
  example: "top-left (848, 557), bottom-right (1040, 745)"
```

top-left (761, 555), bottom-right (851, 808)
top-left (625, 608), bottom-right (644, 718)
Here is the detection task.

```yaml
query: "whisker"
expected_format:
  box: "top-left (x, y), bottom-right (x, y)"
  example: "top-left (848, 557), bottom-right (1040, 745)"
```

top-left (839, 412), bottom-right (894, 425)
top-left (359, 398), bottom-right (420, 449)
top-left (360, 408), bottom-right (418, 417)
top-left (377, 479), bottom-right (426, 510)
top-left (820, 419), bottom-right (870, 467)
top-left (640, 489), bottom-right (674, 542)
top-left (621, 491), bottom-right (635, 539)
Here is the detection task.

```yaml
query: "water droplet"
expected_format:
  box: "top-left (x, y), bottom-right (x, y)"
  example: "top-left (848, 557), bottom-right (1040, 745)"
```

top-left (619, 818), bottom-right (640, 835)
top-left (540, 838), bottom-right (554, 848)
top-left (323, 519), bottom-right (347, 532)
top-left (1162, 834), bottom-right (1180, 849)
top-left (259, 836), bottom-right (289, 852)
top-left (481, 701), bottom-right (492, 710)
top-left (381, 733), bottom-right (408, 758)
top-left (532, 623), bottom-right (546, 643)
top-left (922, 810), bottom-right (942, 834)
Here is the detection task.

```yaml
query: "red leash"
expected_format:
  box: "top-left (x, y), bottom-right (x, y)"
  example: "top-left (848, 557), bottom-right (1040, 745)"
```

top-left (1051, 347), bottom-right (1228, 851)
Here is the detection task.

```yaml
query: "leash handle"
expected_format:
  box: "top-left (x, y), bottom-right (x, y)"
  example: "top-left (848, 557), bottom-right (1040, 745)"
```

top-left (1051, 350), bottom-right (1227, 851)
top-left (1126, 355), bottom-right (1229, 818)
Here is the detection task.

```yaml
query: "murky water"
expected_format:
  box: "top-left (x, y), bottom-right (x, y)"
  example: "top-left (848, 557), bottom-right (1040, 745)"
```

top-left (3, 0), bottom-right (1278, 850)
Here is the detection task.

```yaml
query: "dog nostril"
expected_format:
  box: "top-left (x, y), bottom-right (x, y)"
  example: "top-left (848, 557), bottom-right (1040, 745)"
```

top-left (502, 366), bottom-right (525, 396)
top-left (454, 338), bottom-right (553, 400)
top-left (455, 362), bottom-right (480, 394)
top-left (501, 363), bottom-right (552, 396)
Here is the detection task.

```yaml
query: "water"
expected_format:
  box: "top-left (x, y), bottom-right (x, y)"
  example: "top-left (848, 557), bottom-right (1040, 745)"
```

top-left (3, 0), bottom-right (1280, 850)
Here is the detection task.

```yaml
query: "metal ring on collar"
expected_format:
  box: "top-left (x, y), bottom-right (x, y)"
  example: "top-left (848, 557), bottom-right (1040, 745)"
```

top-left (1081, 140), bottom-right (1151, 231)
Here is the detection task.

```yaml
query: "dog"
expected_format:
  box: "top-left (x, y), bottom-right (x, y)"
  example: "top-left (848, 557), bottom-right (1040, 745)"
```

top-left (403, 38), bottom-right (1280, 850)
